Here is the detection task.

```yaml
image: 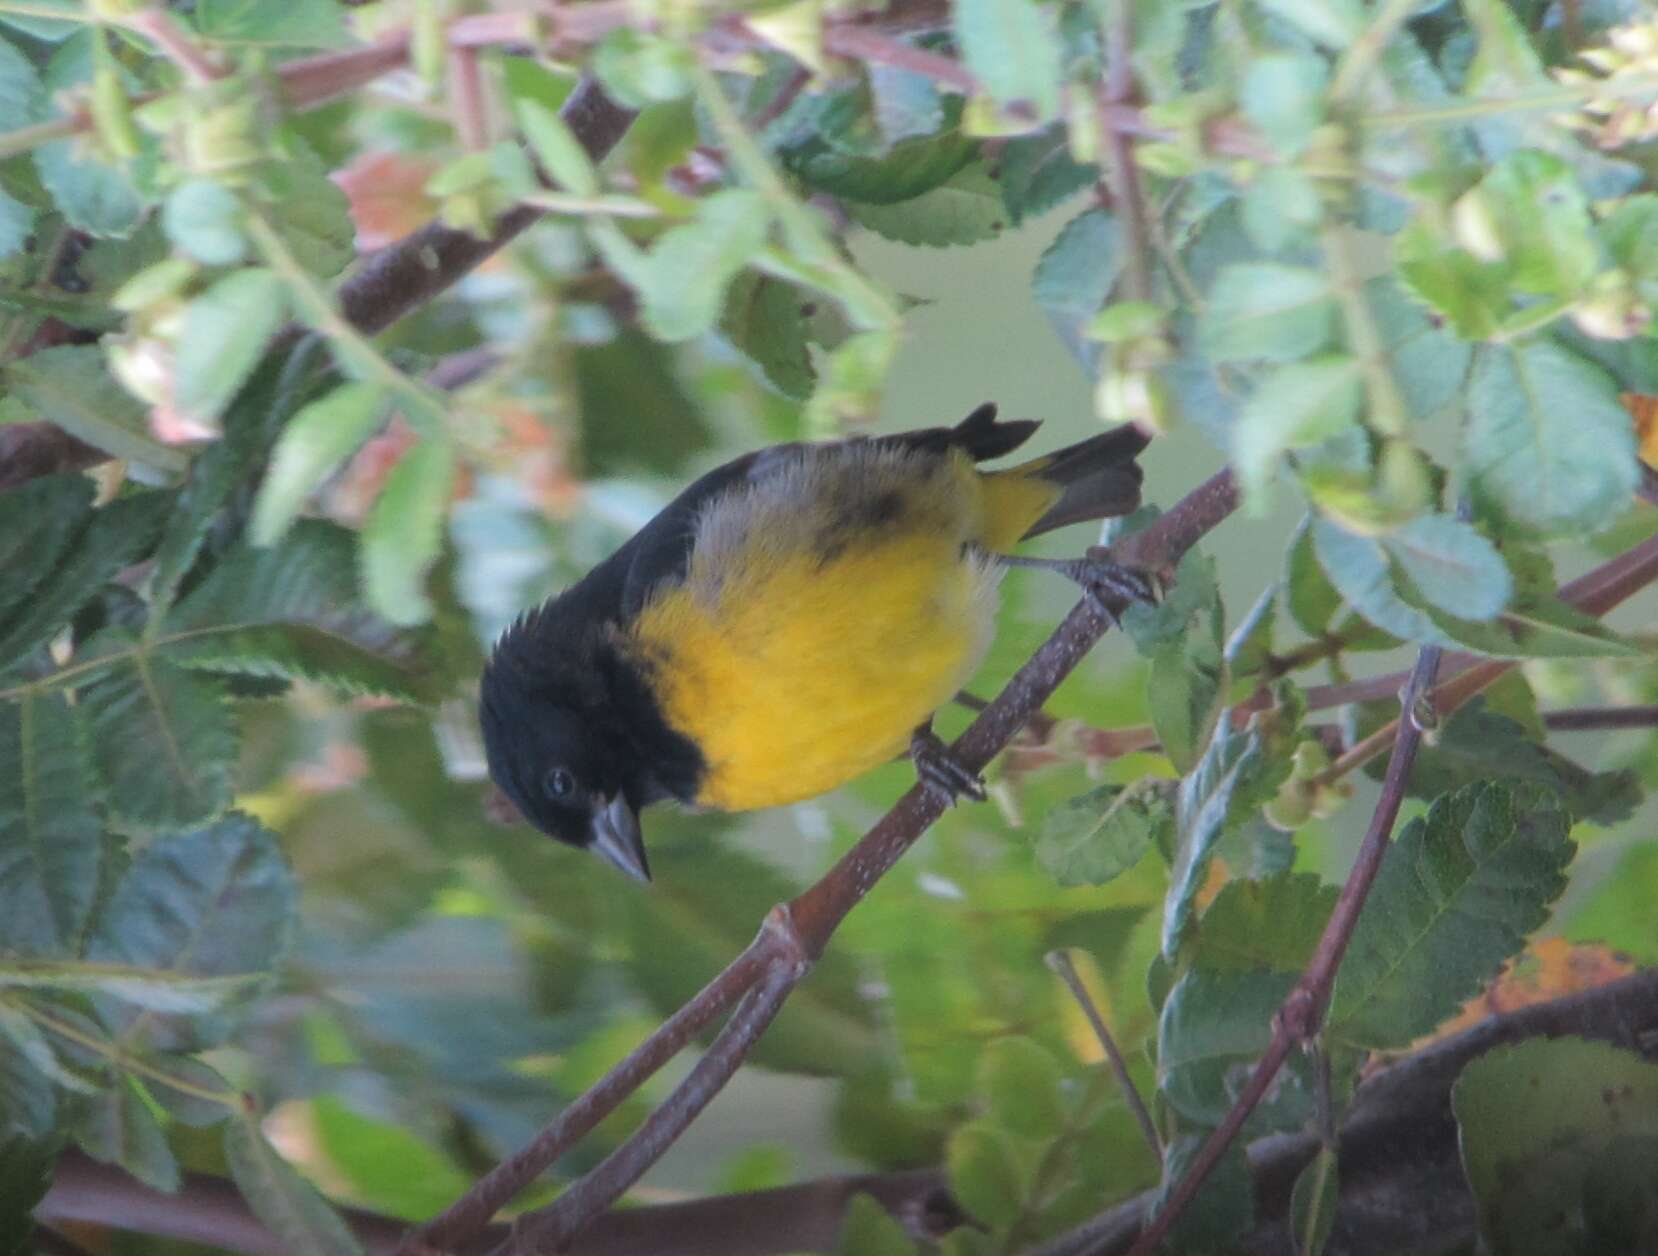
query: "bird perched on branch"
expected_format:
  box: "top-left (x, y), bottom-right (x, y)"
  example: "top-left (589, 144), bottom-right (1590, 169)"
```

top-left (480, 404), bottom-right (1150, 881)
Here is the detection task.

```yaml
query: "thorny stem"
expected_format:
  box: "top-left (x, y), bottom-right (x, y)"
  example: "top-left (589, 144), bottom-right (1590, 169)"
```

top-left (1125, 643), bottom-right (1444, 1256)
top-left (1046, 949), bottom-right (1162, 1160)
top-left (402, 469), bottom-right (1240, 1256)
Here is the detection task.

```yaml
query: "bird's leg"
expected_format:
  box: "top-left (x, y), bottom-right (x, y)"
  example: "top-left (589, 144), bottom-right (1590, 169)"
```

top-left (910, 722), bottom-right (986, 806)
top-left (994, 551), bottom-right (1157, 626)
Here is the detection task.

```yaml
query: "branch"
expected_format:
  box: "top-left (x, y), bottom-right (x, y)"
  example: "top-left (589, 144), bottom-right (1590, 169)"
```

top-left (401, 467), bottom-right (1239, 1256)
top-left (1543, 703), bottom-right (1658, 731)
top-left (1125, 641), bottom-right (1444, 1256)
top-left (38, 1147), bottom-right (953, 1256)
top-left (1030, 966), bottom-right (1658, 1256)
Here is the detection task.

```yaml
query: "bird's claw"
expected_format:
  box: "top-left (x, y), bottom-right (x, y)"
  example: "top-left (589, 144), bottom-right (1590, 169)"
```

top-left (910, 727), bottom-right (986, 806)
top-left (1067, 554), bottom-right (1157, 626)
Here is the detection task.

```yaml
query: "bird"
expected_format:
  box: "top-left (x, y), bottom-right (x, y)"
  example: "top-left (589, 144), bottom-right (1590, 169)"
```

top-left (479, 404), bottom-right (1151, 881)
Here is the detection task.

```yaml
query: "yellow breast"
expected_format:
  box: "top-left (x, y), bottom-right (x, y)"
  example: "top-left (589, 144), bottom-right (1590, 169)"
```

top-left (628, 447), bottom-right (1019, 811)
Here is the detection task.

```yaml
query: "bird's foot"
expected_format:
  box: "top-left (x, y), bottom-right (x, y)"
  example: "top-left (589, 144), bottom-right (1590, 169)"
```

top-left (910, 726), bottom-right (986, 806)
top-left (998, 550), bottom-right (1157, 627)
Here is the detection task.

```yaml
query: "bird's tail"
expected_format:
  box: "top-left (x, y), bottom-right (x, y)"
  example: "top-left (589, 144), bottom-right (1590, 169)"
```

top-left (991, 424), bottom-right (1150, 542)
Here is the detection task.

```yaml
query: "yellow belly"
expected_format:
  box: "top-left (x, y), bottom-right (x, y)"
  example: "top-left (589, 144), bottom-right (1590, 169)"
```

top-left (628, 452), bottom-right (1011, 810)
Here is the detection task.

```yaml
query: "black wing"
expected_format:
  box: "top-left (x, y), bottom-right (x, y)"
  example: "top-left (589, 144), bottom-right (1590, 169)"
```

top-left (586, 403), bottom-right (1039, 618)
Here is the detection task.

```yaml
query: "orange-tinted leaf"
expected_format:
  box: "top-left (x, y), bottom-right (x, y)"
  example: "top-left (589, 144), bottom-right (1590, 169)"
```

top-left (1620, 391), bottom-right (1658, 469)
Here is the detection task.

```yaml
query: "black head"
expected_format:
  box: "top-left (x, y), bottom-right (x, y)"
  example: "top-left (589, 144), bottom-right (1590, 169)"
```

top-left (479, 617), bottom-right (653, 882)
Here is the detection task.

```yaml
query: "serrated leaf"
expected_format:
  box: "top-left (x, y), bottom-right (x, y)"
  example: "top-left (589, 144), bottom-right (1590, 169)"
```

top-left (4, 345), bottom-right (188, 475)
top-left (165, 521), bottom-right (430, 701)
top-left (1312, 517), bottom-right (1452, 646)
top-left (1419, 548), bottom-right (1641, 660)
top-left (1375, 700), bottom-right (1640, 828)
top-left (1140, 550), bottom-right (1226, 773)
top-left (0, 960), bottom-right (258, 1012)
top-left (360, 438), bottom-right (454, 627)
top-left (849, 164), bottom-right (1007, 247)
top-left (1037, 781), bottom-right (1170, 888)
top-left (1163, 701), bottom-right (1299, 957)
top-left (979, 1036), bottom-right (1065, 1140)
top-left (193, 0), bottom-right (348, 48)
top-left (0, 1001), bottom-right (92, 1094)
top-left (1254, 0), bottom-right (1362, 48)
top-left (721, 273), bottom-right (814, 400)
top-left (869, 64), bottom-right (945, 147)
top-left (1240, 52), bottom-right (1327, 158)
top-left (77, 637), bottom-right (236, 830)
top-left (1235, 356), bottom-right (1362, 512)
top-left (251, 383), bottom-right (390, 545)
top-left (947, 1118), bottom-right (1024, 1229)
top-left (88, 813), bottom-right (294, 1050)
top-left (1328, 781), bottom-right (1575, 1050)
top-left (0, 693), bottom-right (105, 956)
top-left (73, 1077), bottom-right (179, 1193)
top-left (789, 127), bottom-right (976, 205)
top-left (1466, 340), bottom-right (1637, 536)
top-left (255, 153), bottom-right (355, 279)
top-left (955, 0), bottom-right (1062, 123)
top-left (163, 179), bottom-right (248, 266)
top-left (1382, 514), bottom-right (1512, 622)
top-left (1034, 208), bottom-right (1121, 363)
top-left (33, 32), bottom-right (143, 237)
top-left (837, 1191), bottom-right (918, 1256)
top-left (224, 1118), bottom-right (365, 1256)
top-left (997, 127), bottom-right (1096, 225)
top-left (175, 268), bottom-right (290, 429)
top-left (1454, 1038), bottom-right (1658, 1256)
top-left (1193, 873), bottom-right (1337, 974)
top-left (1158, 967), bottom-right (1309, 1128)
top-left (1199, 264), bottom-right (1335, 363)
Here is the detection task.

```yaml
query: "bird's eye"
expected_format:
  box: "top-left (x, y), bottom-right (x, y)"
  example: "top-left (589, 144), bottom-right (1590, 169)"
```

top-left (544, 767), bottom-right (577, 800)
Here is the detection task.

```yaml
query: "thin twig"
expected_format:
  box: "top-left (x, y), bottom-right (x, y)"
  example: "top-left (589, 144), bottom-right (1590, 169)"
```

top-left (823, 25), bottom-right (978, 94)
top-left (448, 45), bottom-right (490, 151)
top-left (123, 9), bottom-right (224, 83)
top-left (503, 946), bottom-right (809, 1253)
top-left (1100, 0), bottom-right (1152, 304)
top-left (1046, 949), bottom-right (1162, 1160)
top-left (1127, 643), bottom-right (1443, 1255)
top-left (1543, 704), bottom-right (1658, 731)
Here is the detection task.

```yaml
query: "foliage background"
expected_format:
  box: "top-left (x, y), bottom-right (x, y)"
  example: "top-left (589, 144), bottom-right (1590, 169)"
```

top-left (4, 0), bottom-right (1658, 1253)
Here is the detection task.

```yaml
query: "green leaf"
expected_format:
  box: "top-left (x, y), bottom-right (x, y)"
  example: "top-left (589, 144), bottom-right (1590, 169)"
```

top-left (0, 473), bottom-right (91, 669)
top-left (869, 65), bottom-right (946, 146)
top-left (1036, 781), bottom-right (1171, 888)
top-left (591, 28), bottom-right (693, 108)
top-left (1470, 150), bottom-right (1598, 299)
top-left (720, 273), bottom-right (815, 400)
top-left (0, 32), bottom-right (45, 128)
top-left (574, 328), bottom-right (714, 476)
top-left (251, 383), bottom-right (390, 545)
top-left (953, 0), bottom-right (1063, 122)
top-left (0, 1049), bottom-right (55, 1141)
top-left (1199, 264), bottom-right (1335, 363)
top-left (1465, 340), bottom-right (1638, 536)
top-left (0, 960), bottom-right (258, 1012)
top-left (88, 813), bottom-right (294, 1047)
top-left (253, 152), bottom-right (355, 279)
top-left (1312, 518), bottom-right (1452, 646)
top-left (0, 187), bottom-right (30, 263)
top-left (1241, 166), bottom-right (1322, 255)
top-left (978, 1036), bottom-right (1065, 1140)
top-left (0, 694), bottom-right (105, 956)
top-left (1290, 1147), bottom-right (1339, 1256)
top-left (73, 1077), bottom-right (179, 1193)
top-left (837, 1192), bottom-right (918, 1256)
top-left (193, 0), bottom-right (348, 48)
top-left (78, 638), bottom-right (236, 831)
top-left (1234, 355), bottom-right (1363, 513)
top-left (4, 344), bottom-right (189, 475)
top-left (1253, 0), bottom-right (1363, 49)
top-left (1240, 52), bottom-right (1328, 158)
top-left (1417, 547), bottom-right (1641, 660)
top-left (33, 32), bottom-right (143, 237)
top-left (848, 164), bottom-right (1007, 248)
top-left (1328, 781), bottom-right (1575, 1050)
top-left (0, 486), bottom-right (169, 675)
top-left (1152, 1134), bottom-right (1254, 1252)
top-left (361, 438), bottom-right (455, 627)
top-left (1159, 967), bottom-right (1308, 1128)
top-left (0, 1001), bottom-right (92, 1094)
top-left (1034, 208), bottom-right (1121, 363)
top-left (224, 1118), bottom-right (366, 1256)
top-left (788, 127), bottom-right (977, 206)
top-left (1381, 513), bottom-right (1512, 622)
top-left (175, 268), bottom-right (290, 429)
top-left (1462, 0), bottom-right (1549, 95)
top-left (163, 179), bottom-right (249, 266)
top-left (997, 127), bottom-right (1096, 225)
top-left (1138, 550), bottom-right (1226, 773)
top-left (166, 521), bottom-right (431, 701)
top-left (0, 1135), bottom-right (55, 1255)
top-left (947, 1118), bottom-right (1024, 1229)
top-left (311, 1095), bottom-right (471, 1222)
top-left (514, 98), bottom-right (598, 196)
top-left (1454, 1038), bottom-right (1658, 1256)
top-left (1284, 517), bottom-right (1342, 638)
top-left (1162, 699), bottom-right (1299, 956)
top-left (1192, 873), bottom-right (1337, 974)
top-left (1376, 700), bottom-right (1640, 828)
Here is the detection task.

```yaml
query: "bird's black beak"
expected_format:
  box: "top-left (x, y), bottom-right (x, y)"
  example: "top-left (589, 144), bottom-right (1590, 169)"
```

top-left (589, 794), bottom-right (650, 882)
